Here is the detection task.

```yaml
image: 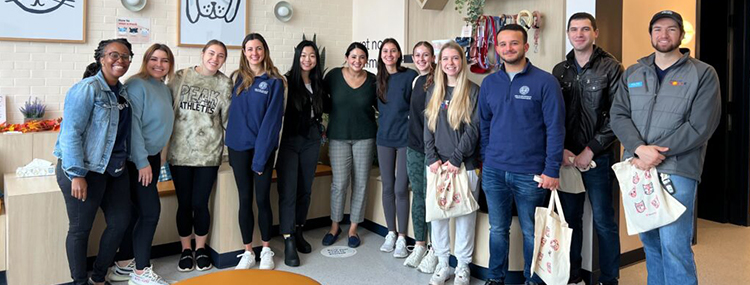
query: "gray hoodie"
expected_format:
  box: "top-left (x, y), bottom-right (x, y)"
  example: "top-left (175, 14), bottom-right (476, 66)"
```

top-left (424, 82), bottom-right (480, 170)
top-left (610, 51), bottom-right (721, 182)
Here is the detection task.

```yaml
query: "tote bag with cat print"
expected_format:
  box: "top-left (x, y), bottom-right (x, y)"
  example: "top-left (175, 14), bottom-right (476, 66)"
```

top-left (612, 158), bottom-right (686, 235)
top-left (531, 190), bottom-right (573, 285)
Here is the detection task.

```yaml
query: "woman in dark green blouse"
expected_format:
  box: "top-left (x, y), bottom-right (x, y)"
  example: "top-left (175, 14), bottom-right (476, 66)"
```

top-left (321, 42), bottom-right (377, 248)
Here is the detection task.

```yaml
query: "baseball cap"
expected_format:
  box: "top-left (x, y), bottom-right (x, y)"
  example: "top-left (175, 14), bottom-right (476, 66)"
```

top-left (649, 10), bottom-right (684, 33)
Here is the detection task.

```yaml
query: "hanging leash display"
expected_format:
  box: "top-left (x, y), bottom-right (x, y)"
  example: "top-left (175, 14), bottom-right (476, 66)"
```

top-left (471, 15), bottom-right (497, 74)
top-left (532, 11), bottom-right (542, 53)
top-left (516, 10), bottom-right (533, 30)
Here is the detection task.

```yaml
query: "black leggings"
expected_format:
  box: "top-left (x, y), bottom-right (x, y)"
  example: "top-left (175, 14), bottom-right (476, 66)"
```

top-left (228, 147), bottom-right (275, 244)
top-left (171, 165), bottom-right (219, 237)
top-left (57, 162), bottom-right (131, 285)
top-left (276, 131), bottom-right (321, 234)
top-left (116, 154), bottom-right (162, 270)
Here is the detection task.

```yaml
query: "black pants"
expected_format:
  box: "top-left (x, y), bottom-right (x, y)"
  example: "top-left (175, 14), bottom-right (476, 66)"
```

top-left (276, 129), bottom-right (321, 234)
top-left (171, 165), bottom-right (219, 237)
top-left (228, 147), bottom-right (275, 244)
top-left (116, 154), bottom-right (162, 270)
top-left (56, 162), bottom-right (131, 285)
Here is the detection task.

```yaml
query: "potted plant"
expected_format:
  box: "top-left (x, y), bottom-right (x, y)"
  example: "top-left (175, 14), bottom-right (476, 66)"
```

top-left (19, 97), bottom-right (46, 123)
top-left (455, 0), bottom-right (485, 28)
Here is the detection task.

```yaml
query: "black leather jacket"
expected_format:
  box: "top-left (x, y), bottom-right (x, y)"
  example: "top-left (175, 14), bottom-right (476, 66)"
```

top-left (552, 46), bottom-right (623, 156)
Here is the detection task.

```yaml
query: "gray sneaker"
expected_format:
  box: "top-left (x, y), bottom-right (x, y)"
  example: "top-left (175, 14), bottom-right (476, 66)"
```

top-left (393, 236), bottom-right (408, 258)
top-left (108, 260), bottom-right (135, 282)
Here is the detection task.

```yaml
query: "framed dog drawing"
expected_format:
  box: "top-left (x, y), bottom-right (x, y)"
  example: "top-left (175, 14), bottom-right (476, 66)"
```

top-left (178, 0), bottom-right (248, 48)
top-left (0, 0), bottom-right (87, 43)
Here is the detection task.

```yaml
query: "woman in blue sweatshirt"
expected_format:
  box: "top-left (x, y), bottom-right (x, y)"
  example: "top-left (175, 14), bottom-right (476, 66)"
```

top-left (375, 38), bottom-right (418, 258)
top-left (110, 43), bottom-right (175, 285)
top-left (226, 33), bottom-right (286, 271)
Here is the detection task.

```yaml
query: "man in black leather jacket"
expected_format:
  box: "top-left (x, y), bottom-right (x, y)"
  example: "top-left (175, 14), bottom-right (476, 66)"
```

top-left (551, 12), bottom-right (623, 285)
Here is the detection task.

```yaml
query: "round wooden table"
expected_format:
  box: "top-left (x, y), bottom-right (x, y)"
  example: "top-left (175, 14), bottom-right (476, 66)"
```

top-left (176, 269), bottom-right (320, 284)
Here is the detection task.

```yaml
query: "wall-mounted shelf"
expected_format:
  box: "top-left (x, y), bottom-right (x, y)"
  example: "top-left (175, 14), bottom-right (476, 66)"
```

top-left (416, 0), bottom-right (449, 10)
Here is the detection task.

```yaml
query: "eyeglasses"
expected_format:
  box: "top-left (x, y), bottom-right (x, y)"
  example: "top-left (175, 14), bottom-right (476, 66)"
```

top-left (106, 52), bottom-right (132, 62)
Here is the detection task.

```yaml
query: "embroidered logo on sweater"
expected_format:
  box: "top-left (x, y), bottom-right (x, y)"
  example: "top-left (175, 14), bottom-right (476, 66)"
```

top-left (255, 81), bottom-right (269, 94)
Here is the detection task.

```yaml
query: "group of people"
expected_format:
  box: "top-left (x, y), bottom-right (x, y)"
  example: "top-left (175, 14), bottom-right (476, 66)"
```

top-left (53, 9), bottom-right (719, 285)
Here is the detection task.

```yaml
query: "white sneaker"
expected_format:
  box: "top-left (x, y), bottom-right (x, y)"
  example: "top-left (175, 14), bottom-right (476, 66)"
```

top-left (258, 247), bottom-right (275, 270)
top-left (128, 266), bottom-right (169, 285)
top-left (403, 244), bottom-right (427, 267)
top-left (393, 236), bottom-right (408, 258)
top-left (380, 232), bottom-right (397, 252)
top-left (417, 247), bottom-right (438, 274)
top-left (454, 265), bottom-right (471, 285)
top-left (429, 263), bottom-right (454, 285)
top-left (109, 260), bottom-right (135, 281)
top-left (235, 250), bottom-right (256, 270)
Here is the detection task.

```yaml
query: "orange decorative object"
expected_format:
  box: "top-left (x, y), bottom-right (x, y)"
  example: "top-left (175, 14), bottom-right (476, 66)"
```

top-left (176, 270), bottom-right (320, 285)
top-left (0, 118), bottom-right (61, 133)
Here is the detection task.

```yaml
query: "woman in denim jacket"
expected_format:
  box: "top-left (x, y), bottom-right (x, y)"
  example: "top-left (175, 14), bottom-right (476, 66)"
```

top-left (53, 38), bottom-right (135, 285)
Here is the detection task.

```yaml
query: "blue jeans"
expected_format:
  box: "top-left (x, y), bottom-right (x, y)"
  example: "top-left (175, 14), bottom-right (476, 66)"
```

top-left (639, 174), bottom-right (698, 285)
top-left (483, 166), bottom-right (547, 284)
top-left (557, 154), bottom-right (620, 284)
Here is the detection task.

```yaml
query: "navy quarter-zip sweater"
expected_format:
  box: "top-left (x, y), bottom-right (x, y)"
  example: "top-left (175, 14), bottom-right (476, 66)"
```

top-left (479, 61), bottom-right (565, 178)
top-left (377, 69), bottom-right (419, 147)
top-left (226, 74), bottom-right (285, 173)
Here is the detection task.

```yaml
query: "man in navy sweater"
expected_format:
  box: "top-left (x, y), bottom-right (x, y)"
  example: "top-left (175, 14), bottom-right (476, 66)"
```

top-left (479, 24), bottom-right (565, 285)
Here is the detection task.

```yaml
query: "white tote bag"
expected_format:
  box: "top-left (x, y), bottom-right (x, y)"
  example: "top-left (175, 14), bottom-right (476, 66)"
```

top-left (531, 190), bottom-right (573, 285)
top-left (611, 159), bottom-right (686, 235)
top-left (425, 164), bottom-right (479, 222)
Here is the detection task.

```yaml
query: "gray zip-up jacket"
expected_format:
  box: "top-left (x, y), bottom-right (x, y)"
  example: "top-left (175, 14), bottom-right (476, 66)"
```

top-left (610, 51), bottom-right (721, 182)
top-left (424, 82), bottom-right (480, 171)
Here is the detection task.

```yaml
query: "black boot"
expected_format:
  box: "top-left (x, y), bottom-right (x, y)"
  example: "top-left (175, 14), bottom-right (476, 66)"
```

top-left (295, 225), bottom-right (312, 253)
top-left (284, 236), bottom-right (300, 267)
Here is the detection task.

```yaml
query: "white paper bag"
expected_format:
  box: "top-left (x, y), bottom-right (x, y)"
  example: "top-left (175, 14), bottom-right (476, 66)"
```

top-left (425, 163), bottom-right (479, 222)
top-left (612, 159), bottom-right (686, 235)
top-left (531, 190), bottom-right (573, 285)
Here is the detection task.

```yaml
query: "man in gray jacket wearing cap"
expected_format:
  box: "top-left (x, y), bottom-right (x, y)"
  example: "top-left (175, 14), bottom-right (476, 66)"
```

top-left (610, 10), bottom-right (721, 285)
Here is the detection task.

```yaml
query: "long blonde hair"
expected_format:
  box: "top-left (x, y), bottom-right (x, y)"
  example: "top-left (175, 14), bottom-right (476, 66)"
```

top-left (425, 42), bottom-right (471, 132)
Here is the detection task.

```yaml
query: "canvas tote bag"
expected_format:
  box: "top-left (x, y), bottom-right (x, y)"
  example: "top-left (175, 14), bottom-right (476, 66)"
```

top-left (425, 163), bottom-right (479, 222)
top-left (612, 158), bottom-right (686, 235)
top-left (531, 190), bottom-right (573, 285)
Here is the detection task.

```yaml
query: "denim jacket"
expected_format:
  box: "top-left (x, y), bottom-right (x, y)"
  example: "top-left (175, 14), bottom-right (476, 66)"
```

top-left (53, 70), bottom-right (130, 179)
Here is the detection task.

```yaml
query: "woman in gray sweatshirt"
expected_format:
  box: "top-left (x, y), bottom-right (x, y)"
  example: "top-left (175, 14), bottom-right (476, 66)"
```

top-left (423, 41), bottom-right (480, 285)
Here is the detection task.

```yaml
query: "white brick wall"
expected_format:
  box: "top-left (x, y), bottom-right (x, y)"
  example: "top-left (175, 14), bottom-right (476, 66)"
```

top-left (0, 0), bottom-right (353, 123)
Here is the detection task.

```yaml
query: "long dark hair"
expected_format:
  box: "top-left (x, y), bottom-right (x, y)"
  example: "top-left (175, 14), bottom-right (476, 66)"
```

top-left (286, 40), bottom-right (324, 115)
top-left (231, 33), bottom-right (286, 93)
top-left (413, 41), bottom-right (436, 91)
top-left (82, 38), bottom-right (133, 79)
top-left (376, 38), bottom-right (407, 103)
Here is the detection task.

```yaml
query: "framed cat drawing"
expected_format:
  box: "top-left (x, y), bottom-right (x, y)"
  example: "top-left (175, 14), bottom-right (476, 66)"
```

top-left (0, 0), bottom-right (87, 43)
